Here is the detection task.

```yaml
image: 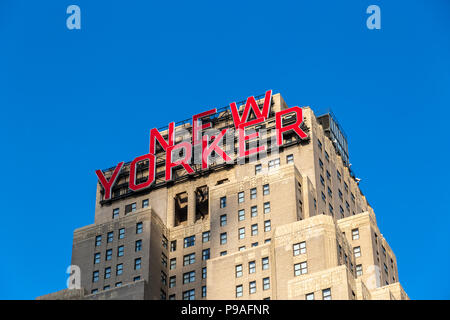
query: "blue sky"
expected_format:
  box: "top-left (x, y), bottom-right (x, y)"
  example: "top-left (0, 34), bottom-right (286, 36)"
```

top-left (0, 0), bottom-right (449, 300)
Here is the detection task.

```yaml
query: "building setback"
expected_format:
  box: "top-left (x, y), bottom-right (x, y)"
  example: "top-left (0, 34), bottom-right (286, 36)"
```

top-left (38, 93), bottom-right (408, 300)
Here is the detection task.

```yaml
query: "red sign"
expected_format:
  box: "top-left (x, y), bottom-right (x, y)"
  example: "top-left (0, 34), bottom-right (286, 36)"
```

top-left (96, 90), bottom-right (308, 200)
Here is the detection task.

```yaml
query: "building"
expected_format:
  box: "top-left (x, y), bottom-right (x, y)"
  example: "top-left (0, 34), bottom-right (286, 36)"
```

top-left (37, 92), bottom-right (408, 300)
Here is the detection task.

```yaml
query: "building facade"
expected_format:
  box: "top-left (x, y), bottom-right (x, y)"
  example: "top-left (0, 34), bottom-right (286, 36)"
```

top-left (38, 92), bottom-right (408, 300)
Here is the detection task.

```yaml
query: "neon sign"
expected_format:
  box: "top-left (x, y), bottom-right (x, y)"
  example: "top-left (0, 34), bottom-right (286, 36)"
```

top-left (96, 90), bottom-right (308, 200)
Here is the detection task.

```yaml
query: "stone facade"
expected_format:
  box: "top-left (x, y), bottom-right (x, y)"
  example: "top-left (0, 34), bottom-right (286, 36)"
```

top-left (37, 93), bottom-right (408, 300)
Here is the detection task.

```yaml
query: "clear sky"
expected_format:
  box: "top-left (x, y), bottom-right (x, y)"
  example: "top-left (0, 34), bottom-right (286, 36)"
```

top-left (0, 0), bottom-right (449, 300)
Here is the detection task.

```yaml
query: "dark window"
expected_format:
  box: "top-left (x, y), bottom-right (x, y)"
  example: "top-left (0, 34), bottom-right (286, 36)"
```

top-left (95, 235), bottom-right (102, 247)
top-left (184, 236), bottom-right (195, 248)
top-left (117, 245), bottom-right (124, 257)
top-left (136, 222), bottom-right (143, 234)
top-left (135, 240), bottom-right (142, 252)
top-left (134, 258), bottom-right (141, 270)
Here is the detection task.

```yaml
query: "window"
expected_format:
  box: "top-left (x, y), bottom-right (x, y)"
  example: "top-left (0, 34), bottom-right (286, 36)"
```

top-left (91, 289), bottom-right (98, 294)
top-left (183, 253), bottom-right (195, 266)
top-left (329, 204), bottom-right (333, 215)
top-left (264, 202), bottom-right (271, 214)
top-left (220, 214), bottom-right (227, 227)
top-left (344, 182), bottom-right (348, 192)
top-left (306, 293), bottom-right (315, 300)
top-left (184, 236), bottom-right (195, 248)
top-left (169, 276), bottom-right (176, 288)
top-left (255, 164), bottom-right (262, 174)
top-left (133, 276), bottom-right (141, 282)
top-left (251, 242), bottom-right (258, 247)
top-left (356, 264), bottom-right (363, 277)
top-left (106, 249), bottom-right (112, 261)
top-left (337, 170), bottom-right (341, 182)
top-left (202, 231), bottom-right (210, 243)
top-left (249, 281), bottom-right (256, 294)
top-left (251, 206), bottom-right (258, 217)
top-left (107, 231), bottom-right (114, 243)
top-left (340, 206), bottom-right (344, 218)
top-left (161, 253), bottom-right (167, 267)
top-left (95, 235), bottom-right (102, 247)
top-left (163, 235), bottom-right (169, 248)
top-left (286, 154), bottom-right (294, 164)
top-left (324, 150), bottom-right (329, 161)
top-left (134, 258), bottom-right (141, 270)
top-left (183, 289), bottom-right (195, 300)
top-left (142, 199), bottom-right (149, 208)
top-left (239, 246), bottom-right (246, 251)
top-left (268, 158), bottom-right (280, 170)
top-left (104, 267), bottom-right (111, 279)
top-left (250, 188), bottom-right (257, 199)
top-left (103, 285), bottom-right (110, 290)
top-left (322, 288), bottom-right (331, 300)
top-left (236, 285), bottom-right (243, 298)
top-left (124, 203), bottom-right (136, 215)
top-left (94, 253), bottom-right (100, 264)
top-left (117, 245), bottom-right (124, 257)
top-left (238, 209), bottom-right (245, 221)
top-left (262, 257), bottom-right (269, 270)
top-left (318, 139), bottom-right (322, 151)
top-left (169, 295), bottom-right (175, 300)
top-left (264, 238), bottom-right (271, 243)
top-left (202, 248), bottom-right (210, 261)
top-left (351, 192), bottom-right (355, 203)
top-left (116, 263), bottom-right (123, 276)
top-left (354, 246), bottom-right (361, 258)
top-left (249, 261), bottom-right (256, 274)
top-left (320, 175), bottom-right (325, 186)
top-left (238, 191), bottom-right (245, 203)
top-left (239, 228), bottom-right (245, 239)
top-left (115, 282), bottom-right (122, 287)
top-left (338, 189), bottom-right (343, 200)
top-left (202, 267), bottom-right (207, 279)
top-left (294, 262), bottom-right (308, 276)
top-left (319, 158), bottom-right (323, 169)
top-left (327, 187), bottom-right (332, 198)
top-left (220, 196), bottom-right (227, 208)
top-left (135, 240), bottom-right (142, 252)
top-left (170, 240), bottom-right (177, 252)
top-left (136, 222), bottom-right (143, 234)
top-left (263, 184), bottom-right (270, 195)
top-left (382, 246), bottom-right (386, 256)
top-left (352, 228), bottom-right (359, 240)
top-left (251, 224), bottom-right (258, 236)
top-left (321, 191), bottom-right (326, 202)
top-left (384, 263), bottom-right (388, 274)
top-left (202, 286), bottom-right (207, 298)
top-left (236, 264), bottom-right (243, 278)
top-left (112, 208), bottom-right (119, 219)
top-left (220, 251), bottom-right (227, 256)
top-left (264, 220), bottom-right (271, 232)
top-left (92, 271), bottom-right (99, 282)
top-left (220, 232), bottom-right (227, 245)
top-left (263, 277), bottom-right (270, 290)
top-left (170, 258), bottom-right (176, 270)
top-left (162, 274), bottom-right (167, 287)
top-left (326, 170), bottom-right (331, 180)
top-left (346, 201), bottom-right (350, 211)
top-left (183, 271), bottom-right (195, 284)
top-left (118, 228), bottom-right (125, 239)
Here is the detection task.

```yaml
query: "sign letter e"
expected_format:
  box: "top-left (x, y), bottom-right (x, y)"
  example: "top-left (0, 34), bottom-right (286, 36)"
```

top-left (66, 5), bottom-right (81, 30)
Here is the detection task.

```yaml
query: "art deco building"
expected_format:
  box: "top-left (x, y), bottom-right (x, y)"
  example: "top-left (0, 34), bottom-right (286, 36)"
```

top-left (38, 93), bottom-right (408, 300)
